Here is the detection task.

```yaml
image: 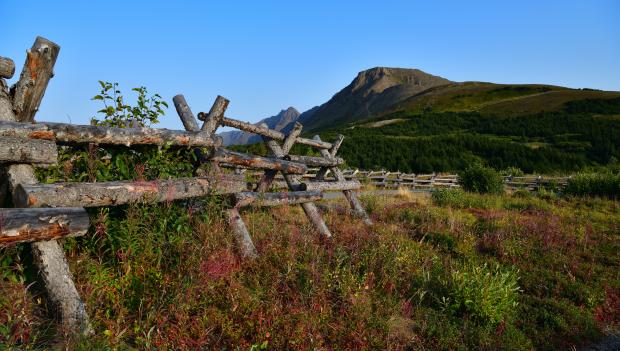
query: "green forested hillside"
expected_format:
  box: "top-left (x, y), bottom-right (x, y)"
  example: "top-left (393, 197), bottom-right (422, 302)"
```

top-left (234, 97), bottom-right (620, 174)
top-left (322, 106), bottom-right (620, 173)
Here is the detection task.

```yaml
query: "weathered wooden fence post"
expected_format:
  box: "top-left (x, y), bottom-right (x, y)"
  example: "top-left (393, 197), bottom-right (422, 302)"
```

top-left (313, 135), bottom-right (372, 225)
top-left (173, 94), bottom-right (258, 258)
top-left (0, 37), bottom-right (92, 335)
top-left (260, 124), bottom-right (332, 238)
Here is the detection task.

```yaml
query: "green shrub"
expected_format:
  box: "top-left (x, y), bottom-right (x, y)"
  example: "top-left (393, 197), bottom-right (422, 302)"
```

top-left (442, 263), bottom-right (521, 326)
top-left (37, 82), bottom-right (197, 184)
top-left (90, 81), bottom-right (168, 128)
top-left (431, 188), bottom-right (466, 207)
top-left (459, 164), bottom-right (504, 194)
top-left (501, 166), bottom-right (524, 177)
top-left (512, 189), bottom-right (532, 199)
top-left (564, 172), bottom-right (620, 199)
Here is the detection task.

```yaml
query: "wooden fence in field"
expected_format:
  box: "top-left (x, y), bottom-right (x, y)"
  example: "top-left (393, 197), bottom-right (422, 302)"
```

top-left (0, 37), bottom-right (370, 336)
top-left (242, 168), bottom-right (572, 191)
top-left (348, 171), bottom-right (571, 190)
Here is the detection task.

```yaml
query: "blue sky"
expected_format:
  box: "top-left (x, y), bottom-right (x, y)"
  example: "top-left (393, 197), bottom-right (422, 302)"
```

top-left (1, 1), bottom-right (619, 129)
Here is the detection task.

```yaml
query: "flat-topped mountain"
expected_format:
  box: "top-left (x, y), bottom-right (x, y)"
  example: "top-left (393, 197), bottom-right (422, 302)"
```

top-left (298, 67), bottom-right (453, 131)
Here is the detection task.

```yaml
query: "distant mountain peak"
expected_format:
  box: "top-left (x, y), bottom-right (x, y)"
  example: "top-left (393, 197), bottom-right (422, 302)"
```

top-left (352, 67), bottom-right (452, 94)
top-left (298, 67), bottom-right (452, 131)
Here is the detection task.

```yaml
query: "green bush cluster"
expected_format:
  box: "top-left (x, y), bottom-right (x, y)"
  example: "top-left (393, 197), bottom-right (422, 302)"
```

top-left (459, 164), bottom-right (504, 194)
top-left (564, 172), bottom-right (620, 199)
top-left (37, 82), bottom-right (197, 184)
top-left (442, 263), bottom-right (521, 326)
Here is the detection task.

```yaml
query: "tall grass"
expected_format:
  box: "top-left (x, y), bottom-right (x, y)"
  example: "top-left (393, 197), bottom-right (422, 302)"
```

top-left (564, 172), bottom-right (620, 199)
top-left (442, 263), bottom-right (521, 326)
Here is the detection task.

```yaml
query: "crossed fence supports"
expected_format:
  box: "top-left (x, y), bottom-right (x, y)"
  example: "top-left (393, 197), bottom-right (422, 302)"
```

top-left (172, 94), bottom-right (372, 257)
top-left (0, 36), bottom-right (372, 338)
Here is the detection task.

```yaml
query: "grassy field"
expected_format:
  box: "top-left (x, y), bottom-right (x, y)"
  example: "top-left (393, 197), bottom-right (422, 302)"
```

top-left (1, 189), bottom-right (619, 350)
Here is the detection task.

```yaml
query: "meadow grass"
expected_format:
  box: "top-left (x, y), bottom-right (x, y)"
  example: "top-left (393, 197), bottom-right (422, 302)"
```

top-left (1, 190), bottom-right (618, 350)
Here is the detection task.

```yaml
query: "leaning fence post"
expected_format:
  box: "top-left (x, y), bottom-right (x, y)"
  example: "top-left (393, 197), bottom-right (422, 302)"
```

top-left (313, 135), bottom-right (372, 225)
top-left (260, 124), bottom-right (332, 238)
top-left (256, 122), bottom-right (302, 192)
top-left (0, 37), bottom-right (92, 335)
top-left (173, 94), bottom-right (258, 258)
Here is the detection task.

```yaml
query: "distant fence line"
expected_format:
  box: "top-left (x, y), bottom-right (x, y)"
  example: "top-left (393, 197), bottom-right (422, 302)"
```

top-left (241, 168), bottom-right (572, 191)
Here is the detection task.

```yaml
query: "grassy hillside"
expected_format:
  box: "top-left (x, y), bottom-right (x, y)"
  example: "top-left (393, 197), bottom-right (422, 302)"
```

top-left (311, 94), bottom-right (620, 174)
top-left (2, 190), bottom-right (618, 349)
top-left (389, 82), bottom-right (620, 116)
top-left (230, 79), bottom-right (620, 174)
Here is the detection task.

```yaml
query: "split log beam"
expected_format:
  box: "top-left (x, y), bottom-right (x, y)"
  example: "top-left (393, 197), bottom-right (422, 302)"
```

top-left (207, 148), bottom-right (307, 174)
top-left (16, 175), bottom-right (248, 208)
top-left (0, 207), bottom-right (89, 246)
top-left (304, 180), bottom-right (361, 192)
top-left (284, 154), bottom-right (344, 167)
top-left (233, 190), bottom-right (323, 208)
top-left (173, 95), bottom-right (257, 259)
top-left (0, 120), bottom-right (216, 147)
top-left (0, 137), bottom-right (58, 165)
top-left (0, 57), bottom-right (15, 79)
top-left (1, 37), bottom-right (92, 335)
top-left (212, 115), bottom-right (333, 149)
top-left (314, 135), bottom-right (372, 225)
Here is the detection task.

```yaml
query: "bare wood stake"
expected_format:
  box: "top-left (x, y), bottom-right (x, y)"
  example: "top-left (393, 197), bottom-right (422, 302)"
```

top-left (225, 208), bottom-right (258, 259)
top-left (314, 135), bottom-right (372, 225)
top-left (12, 37), bottom-right (60, 122)
top-left (281, 122), bottom-right (303, 154)
top-left (0, 207), bottom-right (89, 246)
top-left (173, 94), bottom-right (199, 131)
top-left (329, 134), bottom-right (345, 157)
top-left (0, 37), bottom-right (92, 335)
top-left (0, 56), bottom-right (15, 79)
top-left (199, 95), bottom-right (229, 135)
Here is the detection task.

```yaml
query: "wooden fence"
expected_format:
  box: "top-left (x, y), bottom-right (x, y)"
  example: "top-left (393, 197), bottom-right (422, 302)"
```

top-left (0, 37), bottom-right (370, 336)
top-left (242, 169), bottom-right (572, 191)
top-left (347, 171), bottom-right (570, 190)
